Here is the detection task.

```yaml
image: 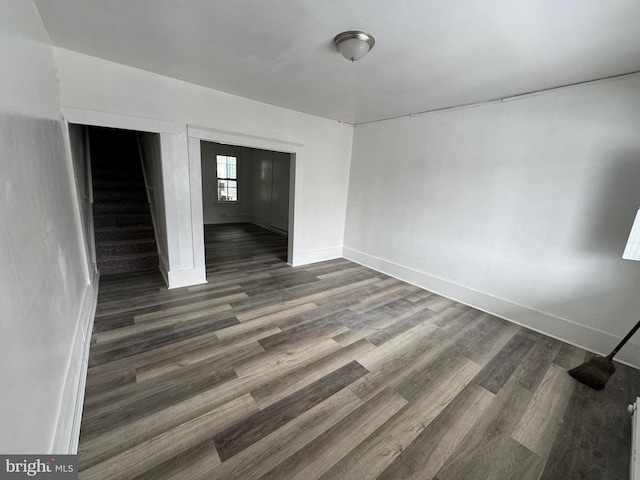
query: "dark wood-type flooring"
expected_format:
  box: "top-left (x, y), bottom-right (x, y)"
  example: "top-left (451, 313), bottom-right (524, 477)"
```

top-left (78, 223), bottom-right (639, 479)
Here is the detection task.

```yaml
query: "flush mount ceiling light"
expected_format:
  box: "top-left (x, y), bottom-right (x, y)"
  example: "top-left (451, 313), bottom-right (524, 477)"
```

top-left (334, 31), bottom-right (375, 62)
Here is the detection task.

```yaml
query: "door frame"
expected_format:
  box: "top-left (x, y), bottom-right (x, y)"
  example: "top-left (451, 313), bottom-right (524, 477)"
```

top-left (187, 125), bottom-right (302, 267)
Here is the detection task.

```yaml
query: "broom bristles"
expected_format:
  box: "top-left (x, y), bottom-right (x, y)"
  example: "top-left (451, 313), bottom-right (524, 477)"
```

top-left (568, 355), bottom-right (616, 390)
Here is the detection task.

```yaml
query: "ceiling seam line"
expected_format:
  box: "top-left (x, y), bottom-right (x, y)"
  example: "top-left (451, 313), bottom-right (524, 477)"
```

top-left (351, 69), bottom-right (640, 127)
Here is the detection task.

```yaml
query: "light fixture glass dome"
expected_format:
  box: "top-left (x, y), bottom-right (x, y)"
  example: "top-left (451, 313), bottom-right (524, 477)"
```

top-left (334, 31), bottom-right (375, 62)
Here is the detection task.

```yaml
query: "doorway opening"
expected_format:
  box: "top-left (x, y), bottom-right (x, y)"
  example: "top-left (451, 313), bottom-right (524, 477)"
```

top-left (200, 141), bottom-right (292, 269)
top-left (68, 124), bottom-right (163, 278)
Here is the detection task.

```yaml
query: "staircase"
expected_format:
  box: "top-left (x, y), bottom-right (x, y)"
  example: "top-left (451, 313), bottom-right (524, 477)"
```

top-left (90, 128), bottom-right (159, 275)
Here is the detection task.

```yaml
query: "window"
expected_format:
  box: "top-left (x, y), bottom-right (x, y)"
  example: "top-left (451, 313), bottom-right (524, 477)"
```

top-left (216, 155), bottom-right (238, 202)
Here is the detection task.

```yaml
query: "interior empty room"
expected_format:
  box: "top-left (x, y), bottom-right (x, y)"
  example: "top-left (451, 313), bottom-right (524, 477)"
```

top-left (2, 1), bottom-right (640, 479)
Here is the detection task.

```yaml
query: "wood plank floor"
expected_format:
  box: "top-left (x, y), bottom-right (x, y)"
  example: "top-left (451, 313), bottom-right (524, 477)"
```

top-left (78, 223), bottom-right (639, 479)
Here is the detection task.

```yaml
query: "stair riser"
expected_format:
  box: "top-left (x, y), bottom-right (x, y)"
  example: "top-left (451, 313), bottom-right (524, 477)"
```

top-left (96, 241), bottom-right (157, 257)
top-left (90, 127), bottom-right (159, 275)
top-left (93, 190), bottom-right (148, 202)
top-left (92, 158), bottom-right (140, 167)
top-left (93, 203), bottom-right (149, 215)
top-left (98, 255), bottom-right (158, 274)
top-left (95, 229), bottom-right (154, 242)
top-left (92, 171), bottom-right (145, 183)
top-left (92, 179), bottom-right (146, 191)
top-left (94, 215), bottom-right (152, 228)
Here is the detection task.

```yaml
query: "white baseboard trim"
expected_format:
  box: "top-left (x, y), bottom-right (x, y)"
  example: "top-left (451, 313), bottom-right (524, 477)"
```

top-left (250, 216), bottom-right (270, 230)
top-left (160, 253), bottom-right (207, 289)
top-left (248, 217), bottom-right (288, 236)
top-left (167, 267), bottom-right (207, 289)
top-left (343, 247), bottom-right (640, 368)
top-left (291, 246), bottom-right (343, 267)
top-left (205, 215), bottom-right (252, 224)
top-left (51, 271), bottom-right (99, 454)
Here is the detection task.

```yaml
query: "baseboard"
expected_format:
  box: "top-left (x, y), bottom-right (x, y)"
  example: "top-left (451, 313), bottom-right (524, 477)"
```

top-left (291, 246), bottom-right (343, 267)
top-left (205, 215), bottom-right (252, 224)
top-left (248, 217), bottom-right (288, 236)
top-left (343, 247), bottom-right (640, 368)
top-left (159, 250), bottom-right (207, 289)
top-left (250, 216), bottom-right (270, 230)
top-left (51, 271), bottom-right (99, 453)
top-left (167, 267), bottom-right (207, 289)
top-left (269, 225), bottom-right (288, 237)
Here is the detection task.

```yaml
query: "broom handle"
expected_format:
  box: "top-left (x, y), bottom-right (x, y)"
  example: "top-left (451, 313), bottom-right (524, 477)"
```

top-left (607, 319), bottom-right (640, 360)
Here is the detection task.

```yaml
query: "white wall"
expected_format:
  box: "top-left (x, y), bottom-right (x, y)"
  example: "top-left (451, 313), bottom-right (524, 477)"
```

top-left (161, 131), bottom-right (206, 287)
top-left (201, 142), bottom-right (253, 224)
top-left (251, 149), bottom-right (273, 227)
top-left (201, 142), bottom-right (291, 232)
top-left (139, 132), bottom-right (170, 278)
top-left (251, 149), bottom-right (291, 232)
top-left (68, 124), bottom-right (96, 275)
top-left (54, 48), bottom-right (354, 268)
top-left (345, 74), bottom-right (640, 367)
top-left (0, 1), bottom-right (97, 452)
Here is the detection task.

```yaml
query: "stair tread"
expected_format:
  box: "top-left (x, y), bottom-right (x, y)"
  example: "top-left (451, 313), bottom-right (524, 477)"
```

top-left (92, 185), bottom-right (146, 192)
top-left (96, 238), bottom-right (156, 246)
top-left (98, 252), bottom-right (158, 261)
top-left (94, 193), bottom-right (147, 200)
top-left (95, 225), bottom-right (154, 231)
top-left (93, 214), bottom-right (152, 226)
top-left (90, 131), bottom-right (157, 274)
top-left (93, 213), bottom-right (150, 217)
top-left (93, 202), bottom-right (148, 207)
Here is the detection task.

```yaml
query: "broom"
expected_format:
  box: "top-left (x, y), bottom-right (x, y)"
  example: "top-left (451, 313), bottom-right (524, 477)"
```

top-left (568, 319), bottom-right (640, 390)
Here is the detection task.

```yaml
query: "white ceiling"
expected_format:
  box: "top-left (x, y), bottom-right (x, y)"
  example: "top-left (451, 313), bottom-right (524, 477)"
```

top-left (33, 0), bottom-right (640, 125)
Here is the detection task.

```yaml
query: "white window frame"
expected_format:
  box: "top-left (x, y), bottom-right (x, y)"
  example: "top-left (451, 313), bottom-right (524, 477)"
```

top-left (215, 154), bottom-right (238, 203)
